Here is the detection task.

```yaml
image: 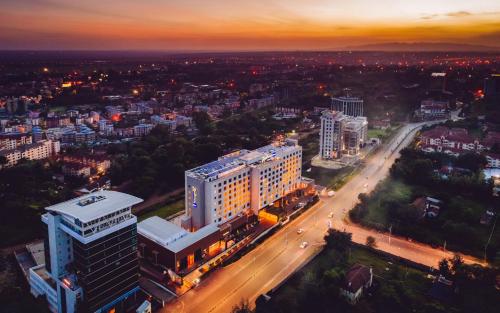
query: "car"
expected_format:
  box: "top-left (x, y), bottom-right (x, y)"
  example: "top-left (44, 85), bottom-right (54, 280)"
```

top-left (363, 183), bottom-right (368, 188)
top-left (297, 228), bottom-right (304, 234)
top-left (297, 202), bottom-right (306, 208)
top-left (327, 212), bottom-right (334, 218)
top-left (299, 241), bottom-right (309, 249)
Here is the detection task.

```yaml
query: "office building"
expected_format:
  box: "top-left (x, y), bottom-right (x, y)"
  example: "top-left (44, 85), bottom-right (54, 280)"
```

top-left (184, 139), bottom-right (302, 230)
top-left (29, 191), bottom-right (143, 313)
top-left (331, 96), bottom-right (364, 117)
top-left (319, 111), bottom-right (367, 159)
top-left (430, 72), bottom-right (447, 92)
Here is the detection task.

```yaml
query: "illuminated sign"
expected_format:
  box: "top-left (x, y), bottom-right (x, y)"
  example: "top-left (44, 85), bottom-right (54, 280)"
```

top-left (191, 186), bottom-right (198, 208)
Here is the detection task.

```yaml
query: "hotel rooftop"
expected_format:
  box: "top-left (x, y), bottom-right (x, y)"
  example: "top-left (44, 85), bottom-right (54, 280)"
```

top-left (186, 140), bottom-right (300, 180)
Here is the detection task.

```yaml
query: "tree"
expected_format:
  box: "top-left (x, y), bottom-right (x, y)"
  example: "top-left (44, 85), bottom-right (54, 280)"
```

top-left (366, 236), bottom-right (377, 248)
top-left (324, 229), bottom-right (352, 252)
top-left (0, 155), bottom-right (7, 166)
top-left (456, 153), bottom-right (488, 172)
top-left (231, 299), bottom-right (253, 313)
top-left (192, 111), bottom-right (214, 135)
top-left (438, 258), bottom-right (450, 277)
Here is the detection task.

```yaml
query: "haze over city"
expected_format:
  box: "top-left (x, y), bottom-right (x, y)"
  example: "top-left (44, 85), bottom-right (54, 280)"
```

top-left (1, 0), bottom-right (500, 50)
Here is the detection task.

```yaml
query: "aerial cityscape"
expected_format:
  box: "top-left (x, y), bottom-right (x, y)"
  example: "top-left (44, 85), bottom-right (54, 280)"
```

top-left (0, 1), bottom-right (499, 313)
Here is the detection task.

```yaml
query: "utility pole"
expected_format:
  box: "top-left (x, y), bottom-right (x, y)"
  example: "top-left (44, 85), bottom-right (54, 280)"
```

top-left (388, 224), bottom-right (392, 246)
top-left (484, 214), bottom-right (498, 261)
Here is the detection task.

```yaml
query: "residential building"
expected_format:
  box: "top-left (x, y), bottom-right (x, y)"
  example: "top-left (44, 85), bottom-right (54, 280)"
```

top-left (0, 139), bottom-right (60, 168)
top-left (419, 99), bottom-right (449, 120)
top-left (248, 95), bottom-right (275, 109)
top-left (29, 191), bottom-right (143, 313)
top-left (175, 115), bottom-right (192, 128)
top-left (133, 123), bottom-right (154, 137)
top-left (151, 115), bottom-right (176, 131)
top-left (184, 139), bottom-right (302, 230)
top-left (331, 96), bottom-right (363, 117)
top-left (0, 132), bottom-right (32, 150)
top-left (62, 163), bottom-right (92, 177)
top-left (420, 126), bottom-right (484, 156)
top-left (485, 152), bottom-right (500, 168)
top-left (340, 264), bottom-right (373, 304)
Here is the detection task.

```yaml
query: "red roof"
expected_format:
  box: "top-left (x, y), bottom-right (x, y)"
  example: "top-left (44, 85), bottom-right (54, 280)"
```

top-left (343, 264), bottom-right (371, 293)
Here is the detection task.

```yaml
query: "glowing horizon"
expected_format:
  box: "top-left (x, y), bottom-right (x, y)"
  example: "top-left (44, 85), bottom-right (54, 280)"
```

top-left (1, 0), bottom-right (500, 51)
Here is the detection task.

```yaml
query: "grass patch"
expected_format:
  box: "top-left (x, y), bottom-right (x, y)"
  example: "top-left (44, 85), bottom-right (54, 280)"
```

top-left (362, 179), bottom-right (414, 227)
top-left (138, 199), bottom-right (185, 221)
top-left (303, 166), bottom-right (358, 190)
top-left (299, 132), bottom-right (319, 164)
top-left (367, 125), bottom-right (400, 142)
top-left (352, 177), bottom-right (499, 258)
top-left (265, 245), bottom-right (434, 313)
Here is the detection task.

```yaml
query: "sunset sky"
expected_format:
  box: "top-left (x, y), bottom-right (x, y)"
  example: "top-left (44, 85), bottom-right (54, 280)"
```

top-left (1, 0), bottom-right (500, 51)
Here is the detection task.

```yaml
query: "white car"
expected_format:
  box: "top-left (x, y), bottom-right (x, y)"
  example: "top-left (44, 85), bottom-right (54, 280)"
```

top-left (327, 212), bottom-right (334, 218)
top-left (297, 228), bottom-right (304, 234)
top-left (299, 241), bottom-right (309, 249)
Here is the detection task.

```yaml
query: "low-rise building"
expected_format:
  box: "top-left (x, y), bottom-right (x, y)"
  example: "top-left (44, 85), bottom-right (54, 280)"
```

top-left (419, 100), bottom-right (449, 120)
top-left (340, 264), bottom-right (373, 304)
top-left (62, 163), bottom-right (91, 177)
top-left (134, 123), bottom-right (154, 137)
top-left (138, 217), bottom-right (223, 275)
top-left (420, 126), bottom-right (483, 156)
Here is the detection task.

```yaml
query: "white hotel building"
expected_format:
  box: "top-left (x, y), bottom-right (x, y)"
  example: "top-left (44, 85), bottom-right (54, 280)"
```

top-left (183, 139), bottom-right (302, 230)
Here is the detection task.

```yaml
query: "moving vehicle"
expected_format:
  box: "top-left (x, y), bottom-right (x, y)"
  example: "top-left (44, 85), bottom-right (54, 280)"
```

top-left (299, 241), bottom-right (309, 249)
top-left (297, 228), bottom-right (304, 234)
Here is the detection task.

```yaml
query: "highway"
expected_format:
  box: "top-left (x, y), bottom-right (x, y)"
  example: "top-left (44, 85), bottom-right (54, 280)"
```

top-left (163, 122), bottom-right (484, 313)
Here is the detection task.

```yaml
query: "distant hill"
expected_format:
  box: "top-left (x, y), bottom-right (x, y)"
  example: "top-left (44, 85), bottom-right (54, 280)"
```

top-left (345, 42), bottom-right (500, 52)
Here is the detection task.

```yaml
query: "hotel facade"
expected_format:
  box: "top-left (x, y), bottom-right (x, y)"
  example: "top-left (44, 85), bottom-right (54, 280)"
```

top-left (183, 139), bottom-right (302, 230)
top-left (29, 191), bottom-right (143, 313)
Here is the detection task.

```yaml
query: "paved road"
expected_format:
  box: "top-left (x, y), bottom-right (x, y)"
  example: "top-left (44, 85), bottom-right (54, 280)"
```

top-left (163, 122), bottom-right (484, 313)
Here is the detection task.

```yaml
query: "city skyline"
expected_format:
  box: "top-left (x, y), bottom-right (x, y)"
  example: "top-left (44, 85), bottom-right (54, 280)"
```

top-left (1, 0), bottom-right (500, 51)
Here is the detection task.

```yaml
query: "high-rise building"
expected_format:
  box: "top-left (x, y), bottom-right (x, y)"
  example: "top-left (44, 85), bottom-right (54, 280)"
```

top-left (29, 191), bottom-right (143, 313)
top-left (319, 110), bottom-right (346, 159)
top-left (319, 110), bottom-right (368, 159)
top-left (343, 116), bottom-right (368, 155)
top-left (484, 74), bottom-right (500, 99)
top-left (331, 96), bottom-right (364, 117)
top-left (184, 139), bottom-right (302, 230)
